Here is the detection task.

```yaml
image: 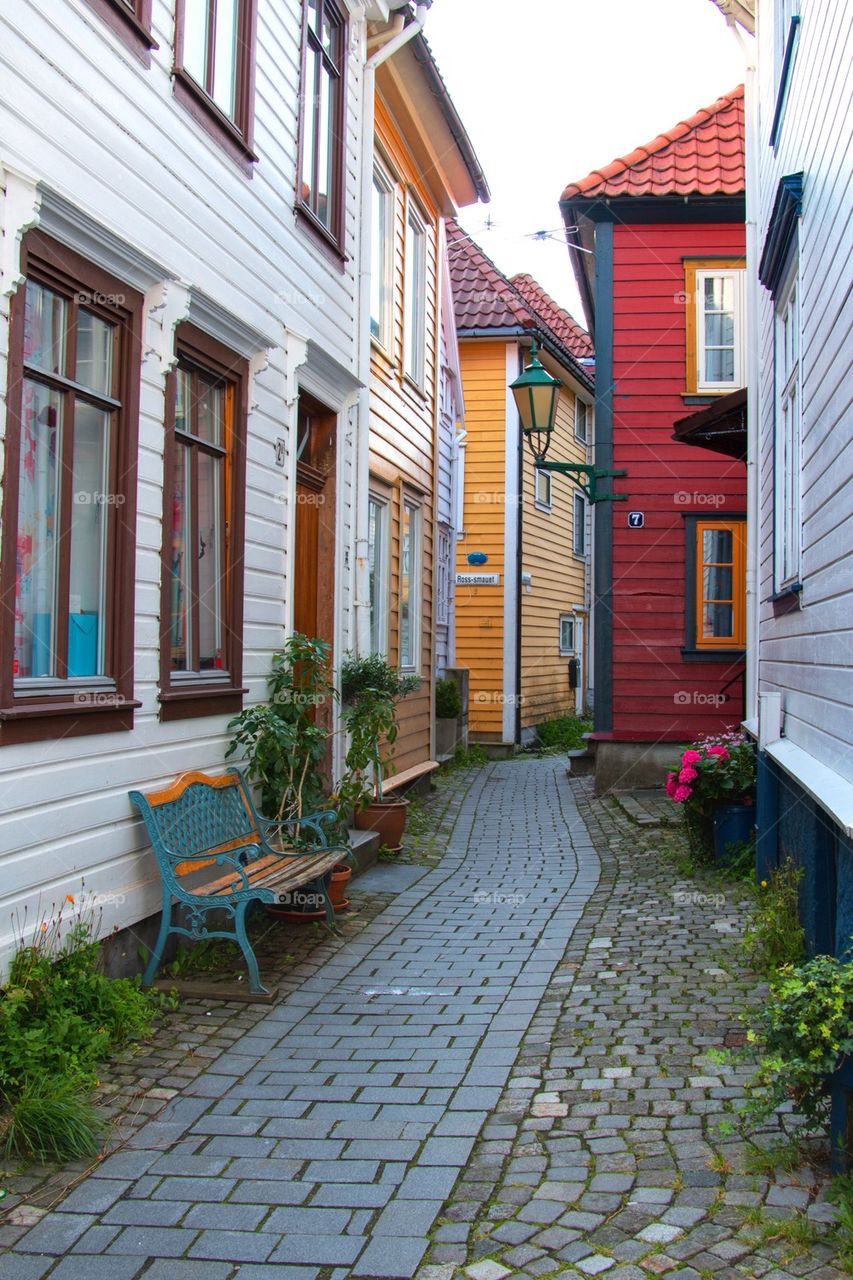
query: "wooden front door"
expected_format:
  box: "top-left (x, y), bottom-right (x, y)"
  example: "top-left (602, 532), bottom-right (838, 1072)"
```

top-left (293, 395), bottom-right (336, 650)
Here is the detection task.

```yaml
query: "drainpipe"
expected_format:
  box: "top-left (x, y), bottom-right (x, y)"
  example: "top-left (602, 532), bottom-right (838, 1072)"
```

top-left (354, 4), bottom-right (429, 654)
top-left (724, 16), bottom-right (759, 730)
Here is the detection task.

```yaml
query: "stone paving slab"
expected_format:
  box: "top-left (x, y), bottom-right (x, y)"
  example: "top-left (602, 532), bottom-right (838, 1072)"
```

top-left (0, 759), bottom-right (598, 1278)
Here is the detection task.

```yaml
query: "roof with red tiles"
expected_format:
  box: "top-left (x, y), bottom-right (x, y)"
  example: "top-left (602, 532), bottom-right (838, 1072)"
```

top-left (446, 220), bottom-right (594, 379)
top-left (560, 86), bottom-right (745, 201)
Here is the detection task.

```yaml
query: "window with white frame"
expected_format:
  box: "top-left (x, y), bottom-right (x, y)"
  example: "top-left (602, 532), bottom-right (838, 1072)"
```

top-left (367, 493), bottom-right (390, 655)
top-left (436, 526), bottom-right (451, 627)
top-left (403, 202), bottom-right (427, 385)
top-left (559, 614), bottom-right (576, 656)
top-left (774, 257), bottom-right (801, 589)
top-left (399, 498), bottom-right (421, 670)
top-left (370, 165), bottom-right (394, 346)
top-left (575, 397), bottom-right (590, 443)
top-left (535, 467), bottom-right (552, 509)
top-left (684, 260), bottom-right (745, 393)
top-left (573, 492), bottom-right (587, 556)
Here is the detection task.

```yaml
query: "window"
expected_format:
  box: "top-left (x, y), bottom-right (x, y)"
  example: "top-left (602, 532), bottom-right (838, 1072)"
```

top-left (367, 493), bottom-right (390, 655)
top-left (175, 0), bottom-right (257, 155)
top-left (160, 326), bottom-right (248, 718)
top-left (559, 614), bottom-right (576, 656)
top-left (535, 468), bottom-right (552, 509)
top-left (0, 232), bottom-right (142, 741)
top-left (690, 519), bottom-right (746, 650)
top-left (573, 492), bottom-right (587, 556)
top-left (436, 527), bottom-right (451, 627)
top-left (83, 0), bottom-right (156, 60)
top-left (684, 260), bottom-right (745, 394)
top-left (575, 397), bottom-right (590, 443)
top-left (298, 0), bottom-right (346, 246)
top-left (403, 202), bottom-right (427, 385)
top-left (399, 499), bottom-right (421, 671)
top-left (370, 166), bottom-right (394, 346)
top-left (774, 259), bottom-right (801, 589)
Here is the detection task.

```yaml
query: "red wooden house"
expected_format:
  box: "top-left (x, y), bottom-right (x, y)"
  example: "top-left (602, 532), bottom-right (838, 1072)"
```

top-left (560, 88), bottom-right (747, 790)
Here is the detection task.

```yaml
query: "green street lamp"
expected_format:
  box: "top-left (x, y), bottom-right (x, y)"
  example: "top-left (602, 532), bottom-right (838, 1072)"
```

top-left (509, 335), bottom-right (629, 504)
top-left (510, 338), bottom-right (560, 462)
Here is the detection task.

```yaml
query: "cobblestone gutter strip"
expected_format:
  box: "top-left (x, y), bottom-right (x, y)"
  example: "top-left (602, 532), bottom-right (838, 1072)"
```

top-left (0, 764), bottom-right (481, 1240)
top-left (422, 777), bottom-right (848, 1280)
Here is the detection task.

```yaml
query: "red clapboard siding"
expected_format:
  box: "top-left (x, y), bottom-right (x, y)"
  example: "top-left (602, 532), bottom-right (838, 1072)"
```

top-left (609, 220), bottom-right (747, 741)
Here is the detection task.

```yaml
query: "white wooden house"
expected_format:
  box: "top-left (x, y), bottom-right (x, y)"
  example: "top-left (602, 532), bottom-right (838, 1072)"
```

top-left (0, 0), bottom-right (401, 973)
top-left (744, 0), bottom-right (853, 960)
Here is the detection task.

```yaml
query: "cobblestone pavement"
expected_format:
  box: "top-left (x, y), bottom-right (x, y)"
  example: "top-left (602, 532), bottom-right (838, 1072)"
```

top-left (0, 758), bottom-right (599, 1279)
top-left (421, 777), bottom-right (849, 1280)
top-left (1, 760), bottom-right (848, 1279)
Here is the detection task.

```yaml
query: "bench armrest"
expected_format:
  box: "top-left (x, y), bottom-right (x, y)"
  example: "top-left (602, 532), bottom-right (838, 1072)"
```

top-left (257, 810), bottom-right (340, 848)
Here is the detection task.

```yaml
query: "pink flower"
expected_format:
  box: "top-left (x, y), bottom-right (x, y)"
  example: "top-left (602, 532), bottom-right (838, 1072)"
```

top-left (681, 750), bottom-right (702, 765)
top-left (678, 766), bottom-right (698, 784)
top-left (673, 784), bottom-right (693, 803)
top-left (665, 772), bottom-right (677, 798)
top-left (706, 745), bottom-right (730, 759)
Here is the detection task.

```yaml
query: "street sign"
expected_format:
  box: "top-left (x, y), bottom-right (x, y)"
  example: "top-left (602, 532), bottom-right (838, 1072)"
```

top-left (628, 512), bottom-right (644, 528)
top-left (456, 573), bottom-right (500, 586)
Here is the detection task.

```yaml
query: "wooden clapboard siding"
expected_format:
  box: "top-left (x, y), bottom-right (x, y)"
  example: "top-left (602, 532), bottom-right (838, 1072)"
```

top-left (609, 220), bottom-right (747, 742)
top-left (367, 90), bottom-right (441, 775)
top-left (453, 341), bottom-right (510, 736)
top-left (521, 382), bottom-right (587, 730)
top-left (0, 0), bottom-right (363, 971)
top-left (754, 0), bottom-right (853, 784)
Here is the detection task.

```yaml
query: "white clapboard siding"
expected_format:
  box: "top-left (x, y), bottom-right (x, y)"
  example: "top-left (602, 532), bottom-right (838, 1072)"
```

top-left (755, 0), bottom-right (853, 784)
top-left (0, 0), bottom-right (366, 969)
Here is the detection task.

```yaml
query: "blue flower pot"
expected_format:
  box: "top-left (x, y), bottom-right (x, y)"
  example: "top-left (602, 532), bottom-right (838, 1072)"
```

top-left (713, 802), bottom-right (755, 861)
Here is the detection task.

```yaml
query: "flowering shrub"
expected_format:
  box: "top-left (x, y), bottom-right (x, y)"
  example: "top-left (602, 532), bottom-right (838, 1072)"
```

top-left (666, 731), bottom-right (756, 814)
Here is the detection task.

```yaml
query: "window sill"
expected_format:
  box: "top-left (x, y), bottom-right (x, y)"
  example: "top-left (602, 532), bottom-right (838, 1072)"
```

top-left (159, 684), bottom-right (247, 722)
top-left (534, 502), bottom-right (553, 515)
top-left (681, 648), bottom-right (746, 663)
top-left (681, 394), bottom-right (717, 406)
top-left (769, 581), bottom-right (803, 616)
top-left (0, 696), bottom-right (139, 744)
top-left (295, 206), bottom-right (346, 269)
top-left (403, 372), bottom-right (429, 402)
top-left (82, 0), bottom-right (157, 63)
top-left (173, 70), bottom-right (257, 172)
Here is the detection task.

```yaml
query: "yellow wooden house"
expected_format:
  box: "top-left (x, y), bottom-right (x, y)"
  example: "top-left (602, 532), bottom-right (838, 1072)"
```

top-left (364, 28), bottom-right (489, 781)
top-left (447, 223), bottom-right (595, 747)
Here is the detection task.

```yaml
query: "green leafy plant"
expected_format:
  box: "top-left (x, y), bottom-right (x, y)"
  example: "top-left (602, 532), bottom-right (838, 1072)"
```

top-left (745, 952), bottom-right (853, 1131)
top-left (227, 633), bottom-right (336, 820)
top-left (435, 678), bottom-right (462, 721)
top-left (666, 731), bottom-right (756, 813)
top-left (339, 654), bottom-right (420, 811)
top-left (827, 1173), bottom-right (853, 1270)
top-left (744, 855), bottom-right (806, 974)
top-left (536, 715), bottom-right (592, 753)
top-left (0, 902), bottom-right (155, 1161)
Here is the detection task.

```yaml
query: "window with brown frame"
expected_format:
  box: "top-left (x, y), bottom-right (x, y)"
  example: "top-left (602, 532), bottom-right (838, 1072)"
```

top-left (174, 0), bottom-right (258, 161)
top-left (159, 326), bottom-right (247, 720)
top-left (82, 0), bottom-right (157, 61)
top-left (0, 232), bottom-right (142, 744)
top-left (685, 517), bottom-right (746, 652)
top-left (298, 0), bottom-right (347, 248)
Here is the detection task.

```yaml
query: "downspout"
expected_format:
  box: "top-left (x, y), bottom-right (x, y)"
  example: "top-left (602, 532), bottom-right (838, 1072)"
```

top-left (354, 4), bottom-right (430, 655)
top-left (515, 349), bottom-right (523, 747)
top-left (725, 16), bottom-right (759, 729)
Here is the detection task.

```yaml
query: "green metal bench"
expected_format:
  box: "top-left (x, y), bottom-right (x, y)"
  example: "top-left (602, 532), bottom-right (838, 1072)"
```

top-left (129, 768), bottom-right (351, 995)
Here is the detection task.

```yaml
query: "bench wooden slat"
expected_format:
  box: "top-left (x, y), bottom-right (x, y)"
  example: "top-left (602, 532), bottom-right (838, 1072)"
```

top-left (381, 759), bottom-right (439, 797)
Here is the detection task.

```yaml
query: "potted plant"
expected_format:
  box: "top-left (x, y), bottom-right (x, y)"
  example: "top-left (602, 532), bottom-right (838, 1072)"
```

top-left (435, 677), bottom-right (462, 759)
top-left (226, 633), bottom-right (337, 824)
top-left (338, 653), bottom-right (420, 851)
top-left (664, 731), bottom-right (756, 861)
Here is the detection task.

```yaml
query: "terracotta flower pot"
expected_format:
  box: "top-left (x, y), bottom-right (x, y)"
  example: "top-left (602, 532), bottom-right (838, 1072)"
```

top-left (329, 863), bottom-right (352, 911)
top-left (353, 797), bottom-right (409, 851)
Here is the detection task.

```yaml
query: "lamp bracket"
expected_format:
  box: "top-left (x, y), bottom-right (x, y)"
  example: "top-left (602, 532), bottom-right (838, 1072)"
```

top-left (537, 461), bottom-right (629, 504)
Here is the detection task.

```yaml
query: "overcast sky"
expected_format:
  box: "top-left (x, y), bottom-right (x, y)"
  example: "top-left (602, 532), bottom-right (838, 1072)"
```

top-left (425, 0), bottom-right (750, 327)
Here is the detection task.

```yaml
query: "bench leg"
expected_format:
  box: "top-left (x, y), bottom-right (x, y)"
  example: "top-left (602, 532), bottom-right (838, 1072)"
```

top-left (142, 890), bottom-right (173, 987)
top-left (234, 900), bottom-right (269, 995)
top-left (316, 874), bottom-right (337, 929)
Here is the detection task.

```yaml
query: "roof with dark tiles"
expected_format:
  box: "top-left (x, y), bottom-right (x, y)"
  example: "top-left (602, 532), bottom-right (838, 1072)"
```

top-left (446, 220), bottom-right (594, 380)
top-left (561, 86), bottom-right (745, 201)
